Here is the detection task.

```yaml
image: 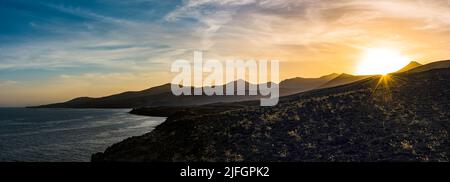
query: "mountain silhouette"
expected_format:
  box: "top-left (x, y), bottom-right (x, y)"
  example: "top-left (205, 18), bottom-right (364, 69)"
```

top-left (31, 73), bottom-right (340, 108)
top-left (35, 60), bottom-right (450, 109)
top-left (31, 81), bottom-right (261, 108)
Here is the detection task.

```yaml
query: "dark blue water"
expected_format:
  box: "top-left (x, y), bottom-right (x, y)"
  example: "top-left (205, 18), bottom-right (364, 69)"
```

top-left (0, 108), bottom-right (166, 162)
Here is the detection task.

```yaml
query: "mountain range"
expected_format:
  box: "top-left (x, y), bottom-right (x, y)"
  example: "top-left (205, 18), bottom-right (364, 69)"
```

top-left (33, 60), bottom-right (441, 108)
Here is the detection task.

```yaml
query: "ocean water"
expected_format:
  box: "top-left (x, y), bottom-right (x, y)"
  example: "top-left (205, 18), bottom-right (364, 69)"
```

top-left (0, 108), bottom-right (166, 162)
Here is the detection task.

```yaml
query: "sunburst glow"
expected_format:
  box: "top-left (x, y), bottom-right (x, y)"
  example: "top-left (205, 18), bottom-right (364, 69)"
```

top-left (356, 48), bottom-right (411, 75)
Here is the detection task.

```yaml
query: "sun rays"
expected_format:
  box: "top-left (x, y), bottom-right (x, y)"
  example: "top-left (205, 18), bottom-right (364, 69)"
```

top-left (371, 73), bottom-right (410, 103)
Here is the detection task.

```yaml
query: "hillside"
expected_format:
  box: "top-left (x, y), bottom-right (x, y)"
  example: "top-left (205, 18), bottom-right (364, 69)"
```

top-left (92, 68), bottom-right (450, 162)
top-left (406, 60), bottom-right (450, 73)
top-left (279, 73), bottom-right (339, 95)
top-left (319, 73), bottom-right (372, 89)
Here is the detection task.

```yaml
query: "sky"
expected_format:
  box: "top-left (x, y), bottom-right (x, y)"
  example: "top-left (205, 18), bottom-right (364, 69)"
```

top-left (2, 0), bottom-right (450, 107)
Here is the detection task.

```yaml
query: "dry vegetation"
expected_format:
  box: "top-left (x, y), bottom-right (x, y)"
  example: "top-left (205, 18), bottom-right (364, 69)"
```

top-left (93, 69), bottom-right (450, 162)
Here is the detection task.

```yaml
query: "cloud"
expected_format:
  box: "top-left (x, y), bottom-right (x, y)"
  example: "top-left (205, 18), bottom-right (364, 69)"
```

top-left (45, 3), bottom-right (140, 26)
top-left (2, 0), bottom-right (450, 106)
top-left (3, 0), bottom-right (450, 71)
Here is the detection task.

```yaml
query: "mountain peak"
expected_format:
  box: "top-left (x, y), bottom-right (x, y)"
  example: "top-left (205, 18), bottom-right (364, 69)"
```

top-left (396, 61), bottom-right (423, 73)
top-left (320, 73), bottom-right (340, 80)
top-left (336, 73), bottom-right (354, 78)
top-left (226, 79), bottom-right (250, 85)
top-left (409, 61), bottom-right (422, 65)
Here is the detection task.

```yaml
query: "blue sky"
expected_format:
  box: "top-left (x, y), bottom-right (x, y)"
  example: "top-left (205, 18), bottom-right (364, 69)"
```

top-left (0, 0), bottom-right (181, 77)
top-left (0, 0), bottom-right (179, 41)
top-left (2, 0), bottom-right (450, 106)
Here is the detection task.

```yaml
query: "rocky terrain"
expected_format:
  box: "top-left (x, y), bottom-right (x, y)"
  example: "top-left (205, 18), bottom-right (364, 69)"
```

top-left (92, 68), bottom-right (450, 162)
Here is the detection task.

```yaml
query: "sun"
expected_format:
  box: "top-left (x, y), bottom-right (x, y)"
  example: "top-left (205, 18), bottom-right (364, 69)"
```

top-left (356, 48), bottom-right (411, 75)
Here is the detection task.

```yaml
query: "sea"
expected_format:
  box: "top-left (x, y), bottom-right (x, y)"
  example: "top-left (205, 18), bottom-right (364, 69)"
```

top-left (0, 108), bottom-right (166, 162)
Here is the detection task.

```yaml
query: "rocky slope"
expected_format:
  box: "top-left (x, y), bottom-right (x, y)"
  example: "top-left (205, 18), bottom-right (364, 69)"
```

top-left (92, 68), bottom-right (450, 162)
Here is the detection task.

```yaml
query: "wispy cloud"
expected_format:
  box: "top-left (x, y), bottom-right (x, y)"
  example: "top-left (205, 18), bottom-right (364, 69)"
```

top-left (45, 3), bottom-right (139, 27)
